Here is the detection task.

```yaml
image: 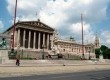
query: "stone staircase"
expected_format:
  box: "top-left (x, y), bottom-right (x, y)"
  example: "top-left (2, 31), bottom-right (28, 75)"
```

top-left (1, 59), bottom-right (108, 66)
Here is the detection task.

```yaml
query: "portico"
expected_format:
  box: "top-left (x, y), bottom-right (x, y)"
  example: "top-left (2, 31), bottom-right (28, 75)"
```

top-left (4, 19), bottom-right (54, 59)
top-left (17, 28), bottom-right (52, 50)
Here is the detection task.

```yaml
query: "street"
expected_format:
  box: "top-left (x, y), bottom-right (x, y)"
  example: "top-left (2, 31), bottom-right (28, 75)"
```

top-left (0, 70), bottom-right (110, 80)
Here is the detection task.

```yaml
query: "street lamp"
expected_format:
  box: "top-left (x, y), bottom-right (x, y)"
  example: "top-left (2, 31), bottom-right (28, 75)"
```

top-left (42, 44), bottom-right (45, 60)
top-left (88, 50), bottom-right (90, 60)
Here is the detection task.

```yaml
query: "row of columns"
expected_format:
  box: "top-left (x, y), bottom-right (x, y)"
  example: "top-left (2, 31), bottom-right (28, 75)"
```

top-left (57, 43), bottom-right (93, 53)
top-left (16, 28), bottom-right (53, 50)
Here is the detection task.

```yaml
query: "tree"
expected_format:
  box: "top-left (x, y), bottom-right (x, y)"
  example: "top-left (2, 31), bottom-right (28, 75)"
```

top-left (106, 49), bottom-right (110, 59)
top-left (95, 45), bottom-right (110, 59)
top-left (95, 48), bottom-right (100, 58)
top-left (100, 45), bottom-right (108, 52)
top-left (100, 45), bottom-right (108, 59)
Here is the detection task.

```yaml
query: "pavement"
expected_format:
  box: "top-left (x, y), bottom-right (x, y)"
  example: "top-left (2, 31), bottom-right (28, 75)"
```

top-left (0, 59), bottom-right (110, 67)
top-left (0, 60), bottom-right (110, 77)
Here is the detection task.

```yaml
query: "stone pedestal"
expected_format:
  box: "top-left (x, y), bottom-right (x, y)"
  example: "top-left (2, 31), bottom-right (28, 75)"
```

top-left (99, 54), bottom-right (105, 62)
top-left (0, 49), bottom-right (9, 64)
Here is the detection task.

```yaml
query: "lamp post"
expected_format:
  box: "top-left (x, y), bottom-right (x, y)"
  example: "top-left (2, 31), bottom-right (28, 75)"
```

top-left (42, 44), bottom-right (45, 60)
top-left (88, 50), bottom-right (90, 60)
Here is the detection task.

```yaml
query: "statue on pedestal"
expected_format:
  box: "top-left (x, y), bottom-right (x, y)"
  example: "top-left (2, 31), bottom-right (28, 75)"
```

top-left (0, 38), bottom-right (7, 48)
top-left (99, 50), bottom-right (105, 62)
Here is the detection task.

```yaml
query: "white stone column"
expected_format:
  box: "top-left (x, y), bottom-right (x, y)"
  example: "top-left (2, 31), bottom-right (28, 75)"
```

top-left (33, 31), bottom-right (36, 49)
top-left (84, 46), bottom-right (86, 53)
top-left (38, 32), bottom-right (41, 49)
top-left (47, 34), bottom-right (49, 49)
top-left (23, 29), bottom-right (26, 48)
top-left (14, 30), bottom-right (17, 47)
top-left (43, 33), bottom-right (45, 45)
top-left (17, 28), bottom-right (20, 46)
top-left (50, 35), bottom-right (53, 49)
top-left (28, 30), bottom-right (31, 48)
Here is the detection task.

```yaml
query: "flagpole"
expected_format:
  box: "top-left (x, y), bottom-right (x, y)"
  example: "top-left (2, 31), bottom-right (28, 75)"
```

top-left (12, 0), bottom-right (17, 49)
top-left (81, 13), bottom-right (85, 59)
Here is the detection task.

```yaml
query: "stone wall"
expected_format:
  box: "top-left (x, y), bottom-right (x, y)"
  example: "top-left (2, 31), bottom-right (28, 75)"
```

top-left (16, 49), bottom-right (49, 60)
top-left (0, 49), bottom-right (9, 64)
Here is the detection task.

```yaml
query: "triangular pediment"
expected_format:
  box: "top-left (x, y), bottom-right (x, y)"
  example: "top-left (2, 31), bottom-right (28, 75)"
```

top-left (19, 20), bottom-right (54, 31)
top-left (3, 20), bottom-right (54, 33)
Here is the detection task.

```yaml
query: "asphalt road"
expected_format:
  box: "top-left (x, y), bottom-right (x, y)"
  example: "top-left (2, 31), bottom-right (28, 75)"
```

top-left (0, 70), bottom-right (110, 80)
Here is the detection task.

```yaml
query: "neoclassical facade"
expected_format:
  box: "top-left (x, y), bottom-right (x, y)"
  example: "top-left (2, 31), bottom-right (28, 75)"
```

top-left (4, 19), bottom-right (54, 59)
top-left (54, 39), bottom-right (94, 54)
top-left (52, 38), bottom-right (95, 59)
top-left (3, 19), bottom-right (98, 59)
top-left (49, 30), bottom-right (96, 59)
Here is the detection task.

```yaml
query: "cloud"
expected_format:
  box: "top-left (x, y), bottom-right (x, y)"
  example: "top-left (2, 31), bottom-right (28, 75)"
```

top-left (7, 0), bottom-right (109, 25)
top-left (69, 22), bottom-right (94, 43)
top-left (0, 20), bottom-right (4, 30)
top-left (7, 0), bottom-right (47, 16)
top-left (6, 0), bottom-right (110, 44)
top-left (101, 31), bottom-right (110, 45)
top-left (69, 22), bottom-right (90, 34)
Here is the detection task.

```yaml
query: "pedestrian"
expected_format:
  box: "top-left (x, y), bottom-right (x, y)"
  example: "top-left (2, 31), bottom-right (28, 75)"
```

top-left (16, 58), bottom-right (20, 66)
top-left (16, 54), bottom-right (20, 66)
top-left (16, 44), bottom-right (20, 66)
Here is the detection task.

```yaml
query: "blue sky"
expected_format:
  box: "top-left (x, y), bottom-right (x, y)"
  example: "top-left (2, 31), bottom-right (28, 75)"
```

top-left (0, 0), bottom-right (110, 47)
top-left (0, 0), bottom-right (11, 31)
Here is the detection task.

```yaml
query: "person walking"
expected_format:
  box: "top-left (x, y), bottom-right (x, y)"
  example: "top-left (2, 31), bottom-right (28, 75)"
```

top-left (16, 44), bottom-right (20, 66)
top-left (16, 53), bottom-right (20, 66)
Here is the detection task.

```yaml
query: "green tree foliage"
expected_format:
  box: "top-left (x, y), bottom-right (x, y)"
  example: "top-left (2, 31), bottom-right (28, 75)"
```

top-left (106, 49), bottom-right (110, 59)
top-left (95, 45), bottom-right (110, 59)
top-left (98, 45), bottom-right (110, 59)
top-left (95, 48), bottom-right (100, 58)
top-left (100, 45), bottom-right (108, 52)
top-left (100, 45), bottom-right (108, 59)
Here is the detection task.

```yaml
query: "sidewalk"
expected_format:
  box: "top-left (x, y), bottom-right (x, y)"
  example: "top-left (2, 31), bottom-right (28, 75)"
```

top-left (0, 65), bottom-right (110, 77)
top-left (0, 60), bottom-right (110, 78)
top-left (0, 59), bottom-right (110, 67)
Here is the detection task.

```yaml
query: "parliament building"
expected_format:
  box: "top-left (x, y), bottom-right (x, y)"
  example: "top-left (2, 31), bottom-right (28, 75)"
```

top-left (3, 19), bottom-right (99, 59)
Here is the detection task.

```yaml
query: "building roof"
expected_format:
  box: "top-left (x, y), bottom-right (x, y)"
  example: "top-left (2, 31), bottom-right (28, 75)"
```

top-left (0, 33), bottom-right (11, 38)
top-left (55, 39), bottom-right (94, 46)
top-left (3, 19), bottom-right (54, 33)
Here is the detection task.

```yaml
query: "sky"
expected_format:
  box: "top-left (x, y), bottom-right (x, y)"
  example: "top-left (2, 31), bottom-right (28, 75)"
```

top-left (0, 0), bottom-right (110, 47)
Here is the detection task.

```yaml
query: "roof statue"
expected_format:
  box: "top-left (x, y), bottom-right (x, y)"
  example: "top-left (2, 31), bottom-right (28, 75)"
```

top-left (53, 29), bottom-right (59, 41)
top-left (69, 36), bottom-right (75, 42)
top-left (38, 18), bottom-right (40, 22)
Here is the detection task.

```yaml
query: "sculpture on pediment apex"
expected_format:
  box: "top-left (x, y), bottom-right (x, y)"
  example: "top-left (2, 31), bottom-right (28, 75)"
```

top-left (38, 18), bottom-right (40, 22)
